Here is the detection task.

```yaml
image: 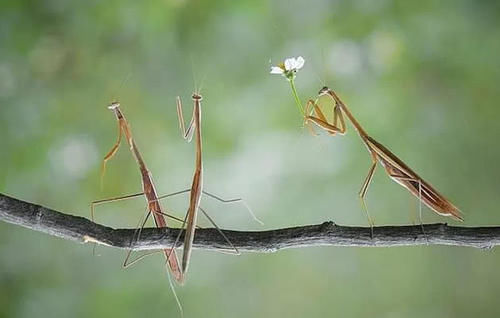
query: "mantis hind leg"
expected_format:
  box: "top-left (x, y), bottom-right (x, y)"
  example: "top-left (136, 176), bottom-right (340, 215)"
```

top-left (202, 190), bottom-right (263, 225)
top-left (91, 192), bottom-right (144, 222)
top-left (123, 207), bottom-right (156, 268)
top-left (120, 205), bottom-right (178, 269)
top-left (91, 189), bottom-right (196, 225)
top-left (166, 211), bottom-right (189, 272)
top-left (199, 207), bottom-right (240, 256)
top-left (91, 190), bottom-right (201, 264)
top-left (90, 192), bottom-right (143, 256)
top-left (164, 205), bottom-right (240, 278)
top-left (389, 174), bottom-right (427, 242)
top-left (359, 159), bottom-right (377, 238)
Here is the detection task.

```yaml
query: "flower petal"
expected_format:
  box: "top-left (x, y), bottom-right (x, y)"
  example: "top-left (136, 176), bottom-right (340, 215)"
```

top-left (284, 58), bottom-right (295, 71)
top-left (295, 56), bottom-right (305, 70)
top-left (270, 66), bottom-right (284, 74)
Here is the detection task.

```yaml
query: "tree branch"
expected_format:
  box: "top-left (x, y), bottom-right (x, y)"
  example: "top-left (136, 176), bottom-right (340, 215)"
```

top-left (1, 193), bottom-right (499, 252)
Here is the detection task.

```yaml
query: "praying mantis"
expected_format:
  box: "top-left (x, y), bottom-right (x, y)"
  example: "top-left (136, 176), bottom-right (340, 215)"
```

top-left (175, 93), bottom-right (204, 276)
top-left (271, 56), bottom-right (462, 229)
top-left (303, 86), bottom-right (463, 227)
top-left (92, 102), bottom-right (185, 283)
top-left (90, 101), bottom-right (187, 313)
top-left (173, 91), bottom-right (245, 279)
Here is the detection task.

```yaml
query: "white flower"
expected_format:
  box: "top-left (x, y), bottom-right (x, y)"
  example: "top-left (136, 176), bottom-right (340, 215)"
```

top-left (270, 56), bottom-right (305, 80)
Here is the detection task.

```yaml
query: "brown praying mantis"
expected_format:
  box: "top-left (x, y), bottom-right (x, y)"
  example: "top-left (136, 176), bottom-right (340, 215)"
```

top-left (104, 103), bottom-right (185, 279)
top-left (305, 86), bottom-right (463, 227)
top-left (173, 91), bottom-right (248, 280)
top-left (174, 93), bottom-right (204, 277)
top-left (90, 101), bottom-right (186, 313)
top-left (271, 56), bottom-right (462, 231)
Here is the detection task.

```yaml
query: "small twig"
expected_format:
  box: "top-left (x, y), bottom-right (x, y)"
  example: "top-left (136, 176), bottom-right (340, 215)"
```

top-left (1, 193), bottom-right (499, 252)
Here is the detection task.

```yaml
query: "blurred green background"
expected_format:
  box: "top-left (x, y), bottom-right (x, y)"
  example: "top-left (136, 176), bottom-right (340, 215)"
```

top-left (1, 0), bottom-right (500, 317)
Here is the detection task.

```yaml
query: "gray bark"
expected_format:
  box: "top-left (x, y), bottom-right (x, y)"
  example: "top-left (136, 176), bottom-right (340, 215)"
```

top-left (1, 193), bottom-right (499, 252)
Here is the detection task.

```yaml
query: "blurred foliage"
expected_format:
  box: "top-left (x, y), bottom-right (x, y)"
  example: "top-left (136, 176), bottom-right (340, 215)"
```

top-left (1, 0), bottom-right (500, 317)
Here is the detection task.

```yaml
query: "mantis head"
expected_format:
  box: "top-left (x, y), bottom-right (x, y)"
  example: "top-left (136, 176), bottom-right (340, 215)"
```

top-left (318, 86), bottom-right (330, 96)
top-left (192, 93), bottom-right (203, 101)
top-left (108, 101), bottom-right (121, 110)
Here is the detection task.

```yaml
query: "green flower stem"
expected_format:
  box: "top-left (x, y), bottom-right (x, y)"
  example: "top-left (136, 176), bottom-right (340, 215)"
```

top-left (289, 78), bottom-right (304, 115)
